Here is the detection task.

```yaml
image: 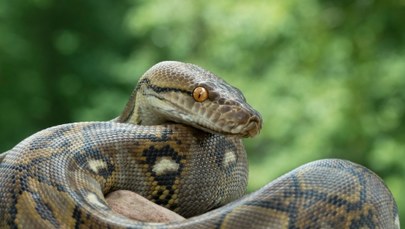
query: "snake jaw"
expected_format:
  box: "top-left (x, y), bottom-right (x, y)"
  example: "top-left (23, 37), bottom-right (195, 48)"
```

top-left (147, 89), bottom-right (262, 138)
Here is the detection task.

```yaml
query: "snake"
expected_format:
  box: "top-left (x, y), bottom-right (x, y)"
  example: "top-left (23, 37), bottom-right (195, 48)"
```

top-left (0, 61), bottom-right (400, 228)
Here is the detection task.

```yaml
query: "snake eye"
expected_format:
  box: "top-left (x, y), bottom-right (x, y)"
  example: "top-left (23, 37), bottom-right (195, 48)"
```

top-left (192, 86), bottom-right (209, 102)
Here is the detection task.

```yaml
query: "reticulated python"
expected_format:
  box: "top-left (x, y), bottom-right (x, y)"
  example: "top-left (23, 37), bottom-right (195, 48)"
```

top-left (0, 61), bottom-right (400, 228)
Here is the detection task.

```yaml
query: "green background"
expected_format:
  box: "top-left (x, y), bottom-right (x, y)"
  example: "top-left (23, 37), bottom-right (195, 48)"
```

top-left (1, 0), bottom-right (404, 225)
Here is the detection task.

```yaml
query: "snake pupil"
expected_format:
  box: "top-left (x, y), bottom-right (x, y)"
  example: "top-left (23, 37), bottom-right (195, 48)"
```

top-left (193, 86), bottom-right (209, 102)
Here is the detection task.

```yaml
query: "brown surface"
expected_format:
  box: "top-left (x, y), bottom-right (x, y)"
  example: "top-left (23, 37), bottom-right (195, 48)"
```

top-left (106, 190), bottom-right (185, 223)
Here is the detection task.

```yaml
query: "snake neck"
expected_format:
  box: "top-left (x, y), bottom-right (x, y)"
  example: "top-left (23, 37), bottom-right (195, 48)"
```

top-left (116, 82), bottom-right (168, 125)
top-left (115, 87), bottom-right (138, 124)
top-left (115, 94), bottom-right (142, 125)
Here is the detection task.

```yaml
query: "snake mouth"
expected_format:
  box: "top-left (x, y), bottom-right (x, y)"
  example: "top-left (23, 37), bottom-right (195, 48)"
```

top-left (191, 107), bottom-right (262, 138)
top-left (239, 115), bottom-right (262, 137)
top-left (227, 112), bottom-right (262, 138)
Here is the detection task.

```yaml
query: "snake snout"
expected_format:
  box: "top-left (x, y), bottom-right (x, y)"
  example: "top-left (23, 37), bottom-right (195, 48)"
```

top-left (227, 109), bottom-right (262, 137)
top-left (242, 114), bottom-right (262, 137)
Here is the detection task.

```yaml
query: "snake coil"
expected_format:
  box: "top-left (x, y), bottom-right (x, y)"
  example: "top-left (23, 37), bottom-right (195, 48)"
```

top-left (0, 61), bottom-right (400, 228)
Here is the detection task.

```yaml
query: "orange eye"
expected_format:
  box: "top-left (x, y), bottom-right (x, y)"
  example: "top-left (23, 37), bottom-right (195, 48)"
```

top-left (192, 86), bottom-right (209, 102)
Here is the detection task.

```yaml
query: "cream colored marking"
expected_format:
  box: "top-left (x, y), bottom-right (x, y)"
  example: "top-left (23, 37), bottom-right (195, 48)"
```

top-left (223, 150), bottom-right (236, 167)
top-left (86, 193), bottom-right (107, 208)
top-left (152, 157), bottom-right (179, 176)
top-left (88, 159), bottom-right (108, 173)
top-left (395, 214), bottom-right (400, 229)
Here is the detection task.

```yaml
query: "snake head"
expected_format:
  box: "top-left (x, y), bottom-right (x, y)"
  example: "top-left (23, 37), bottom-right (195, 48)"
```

top-left (121, 61), bottom-right (262, 138)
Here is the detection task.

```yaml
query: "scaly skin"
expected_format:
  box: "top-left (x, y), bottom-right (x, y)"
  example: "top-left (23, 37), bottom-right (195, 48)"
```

top-left (0, 61), bottom-right (399, 228)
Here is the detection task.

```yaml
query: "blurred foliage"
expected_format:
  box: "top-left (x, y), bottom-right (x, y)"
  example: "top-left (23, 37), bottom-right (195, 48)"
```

top-left (1, 0), bottom-right (404, 224)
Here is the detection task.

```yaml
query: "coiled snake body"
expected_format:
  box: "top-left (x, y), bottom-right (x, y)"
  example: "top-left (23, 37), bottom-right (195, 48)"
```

top-left (0, 61), bottom-right (400, 228)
